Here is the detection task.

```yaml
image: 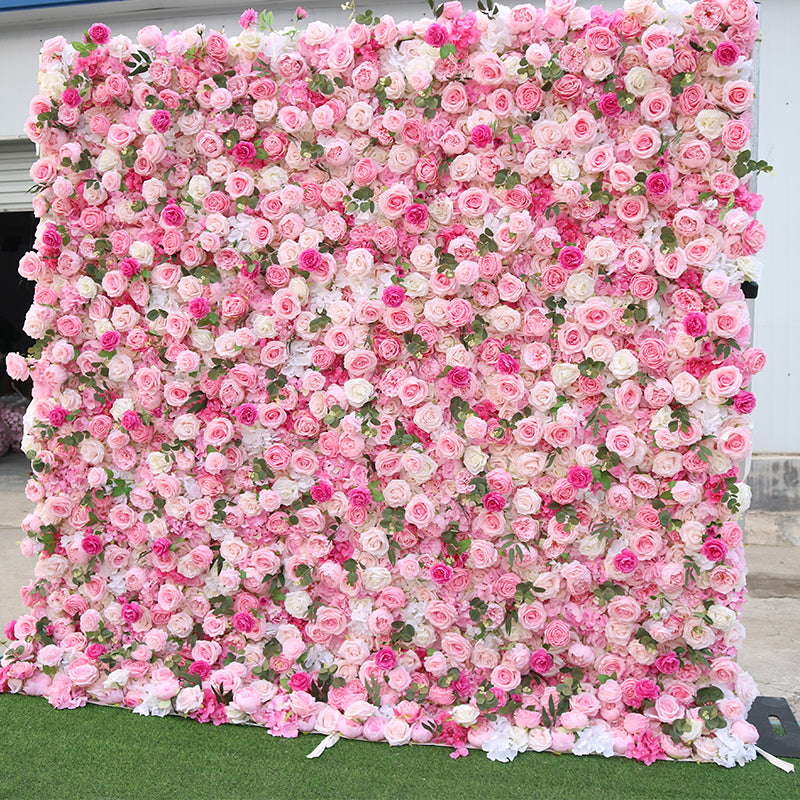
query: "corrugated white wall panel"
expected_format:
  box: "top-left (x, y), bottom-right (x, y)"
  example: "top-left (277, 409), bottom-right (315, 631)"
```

top-left (0, 139), bottom-right (36, 213)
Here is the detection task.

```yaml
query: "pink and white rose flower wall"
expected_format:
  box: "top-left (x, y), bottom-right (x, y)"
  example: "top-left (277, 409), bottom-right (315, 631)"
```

top-left (1, 0), bottom-right (768, 766)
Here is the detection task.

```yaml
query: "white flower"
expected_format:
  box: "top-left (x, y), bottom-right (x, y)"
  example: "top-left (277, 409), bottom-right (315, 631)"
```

top-left (695, 109), bottom-right (729, 140)
top-left (482, 719), bottom-right (527, 762)
top-left (609, 349), bottom-right (639, 381)
top-left (363, 566), bottom-right (392, 591)
top-left (343, 378), bottom-right (374, 407)
top-left (624, 66), bottom-right (656, 97)
top-left (190, 329), bottom-right (215, 352)
top-left (708, 604), bottom-right (737, 631)
top-left (129, 240), bottom-right (154, 265)
top-left (404, 273), bottom-right (429, 297)
top-left (96, 149), bottom-right (122, 173)
top-left (551, 362), bottom-right (580, 388)
top-left (272, 477), bottom-right (299, 505)
top-left (564, 272), bottom-right (594, 302)
top-left (412, 623), bottom-right (436, 648)
top-left (111, 398), bottom-right (134, 421)
top-left (572, 723), bottom-right (616, 757)
top-left (463, 445), bottom-right (489, 475)
top-left (712, 728), bottom-right (756, 768)
top-left (250, 313), bottom-right (277, 339)
top-left (103, 668), bottom-right (130, 689)
top-left (549, 158), bottom-right (580, 184)
top-left (147, 451), bottom-right (171, 474)
top-left (451, 704), bottom-right (480, 727)
top-left (281, 592), bottom-right (309, 620)
top-left (75, 276), bottom-right (98, 299)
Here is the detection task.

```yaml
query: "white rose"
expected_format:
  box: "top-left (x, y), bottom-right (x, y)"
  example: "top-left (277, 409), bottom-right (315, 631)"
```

top-left (103, 668), bottom-right (130, 688)
top-left (251, 314), bottom-right (277, 339)
top-left (464, 445), bottom-right (489, 475)
top-left (187, 175), bottom-right (212, 201)
top-left (578, 535), bottom-right (607, 558)
top-left (289, 276), bottom-right (308, 303)
top-left (259, 166), bottom-right (289, 192)
top-left (191, 329), bottom-right (215, 352)
top-left (362, 566), bottom-right (392, 591)
top-left (428, 195), bottom-right (453, 224)
top-left (681, 717), bottom-right (704, 743)
top-left (564, 272), bottom-right (594, 302)
top-left (129, 241), bottom-right (154, 266)
top-left (734, 256), bottom-right (761, 281)
top-left (609, 349), bottom-right (639, 380)
top-left (235, 28), bottom-right (264, 53)
top-left (344, 378), bottom-right (374, 407)
top-left (549, 157), bottom-right (580, 184)
top-left (75, 276), bottom-right (98, 299)
top-left (40, 70), bottom-right (66, 98)
top-left (96, 149), bottom-right (122, 173)
top-left (451, 704), bottom-right (481, 727)
top-left (707, 604), bottom-right (736, 631)
top-left (624, 66), bottom-right (656, 97)
top-left (404, 273), bottom-right (429, 297)
top-left (147, 452), bottom-right (171, 474)
top-left (111, 397), bottom-right (135, 421)
top-left (284, 591), bottom-right (312, 618)
top-left (272, 477), bottom-right (299, 505)
top-left (551, 362), bottom-right (580, 388)
top-left (695, 109), bottom-right (729, 140)
top-left (413, 623), bottom-right (436, 647)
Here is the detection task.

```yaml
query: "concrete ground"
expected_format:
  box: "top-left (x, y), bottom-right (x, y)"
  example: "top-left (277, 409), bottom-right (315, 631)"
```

top-left (0, 452), bottom-right (798, 716)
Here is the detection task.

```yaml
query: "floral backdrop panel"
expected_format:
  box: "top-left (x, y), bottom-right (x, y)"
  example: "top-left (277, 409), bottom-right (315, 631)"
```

top-left (1, 0), bottom-right (768, 766)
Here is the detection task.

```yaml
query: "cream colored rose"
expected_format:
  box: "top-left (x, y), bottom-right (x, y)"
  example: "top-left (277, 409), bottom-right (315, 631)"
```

top-left (609, 350), bottom-right (639, 381)
top-left (551, 362), bottom-right (580, 388)
top-left (624, 66), bottom-right (656, 97)
top-left (111, 397), bottom-right (135, 421)
top-left (429, 195), bottom-right (453, 224)
top-left (270, 477), bottom-right (298, 505)
top-left (75, 276), bottom-right (98, 299)
top-left (404, 273), bottom-right (429, 297)
top-left (564, 272), bottom-right (594, 302)
top-left (359, 527), bottom-right (389, 557)
top-left (96, 149), bottom-right (122, 173)
top-left (344, 378), bottom-right (374, 407)
top-left (413, 623), bottom-right (436, 647)
top-left (695, 109), bottom-right (728, 140)
top-left (413, 403), bottom-right (444, 433)
top-left (708, 604), bottom-right (736, 631)
top-left (464, 445), bottom-right (489, 475)
top-left (549, 157), bottom-right (580, 185)
top-left (488, 305), bottom-right (521, 333)
top-left (251, 314), bottom-right (277, 339)
top-left (363, 566), bottom-right (392, 591)
top-left (284, 591), bottom-right (312, 618)
top-left (191, 329), bottom-right (215, 352)
top-left (451, 704), bottom-right (480, 726)
top-left (188, 175), bottom-right (212, 201)
top-left (147, 452), bottom-right (171, 474)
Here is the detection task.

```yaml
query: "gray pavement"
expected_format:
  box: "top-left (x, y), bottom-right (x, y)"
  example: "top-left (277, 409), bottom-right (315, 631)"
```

top-left (0, 453), bottom-right (798, 716)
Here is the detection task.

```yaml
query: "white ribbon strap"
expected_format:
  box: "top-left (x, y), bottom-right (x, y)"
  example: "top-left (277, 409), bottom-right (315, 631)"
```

top-left (756, 746), bottom-right (796, 773)
top-left (306, 733), bottom-right (340, 759)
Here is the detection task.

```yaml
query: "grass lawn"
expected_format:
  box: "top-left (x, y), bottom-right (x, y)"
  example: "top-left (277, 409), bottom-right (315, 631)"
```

top-left (1, 693), bottom-right (798, 800)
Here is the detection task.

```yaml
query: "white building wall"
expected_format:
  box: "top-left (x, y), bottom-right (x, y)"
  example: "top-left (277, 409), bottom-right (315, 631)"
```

top-left (0, 0), bottom-right (795, 453)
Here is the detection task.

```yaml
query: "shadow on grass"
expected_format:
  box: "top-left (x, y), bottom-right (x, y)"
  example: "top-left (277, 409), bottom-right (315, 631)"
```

top-left (1, 693), bottom-right (798, 800)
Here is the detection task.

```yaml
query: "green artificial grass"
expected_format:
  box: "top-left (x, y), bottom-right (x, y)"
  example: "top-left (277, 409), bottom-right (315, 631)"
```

top-left (1, 693), bottom-right (798, 800)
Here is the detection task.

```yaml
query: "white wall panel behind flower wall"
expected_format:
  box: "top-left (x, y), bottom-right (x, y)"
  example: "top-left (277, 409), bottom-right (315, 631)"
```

top-left (0, 0), bottom-right (794, 452)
